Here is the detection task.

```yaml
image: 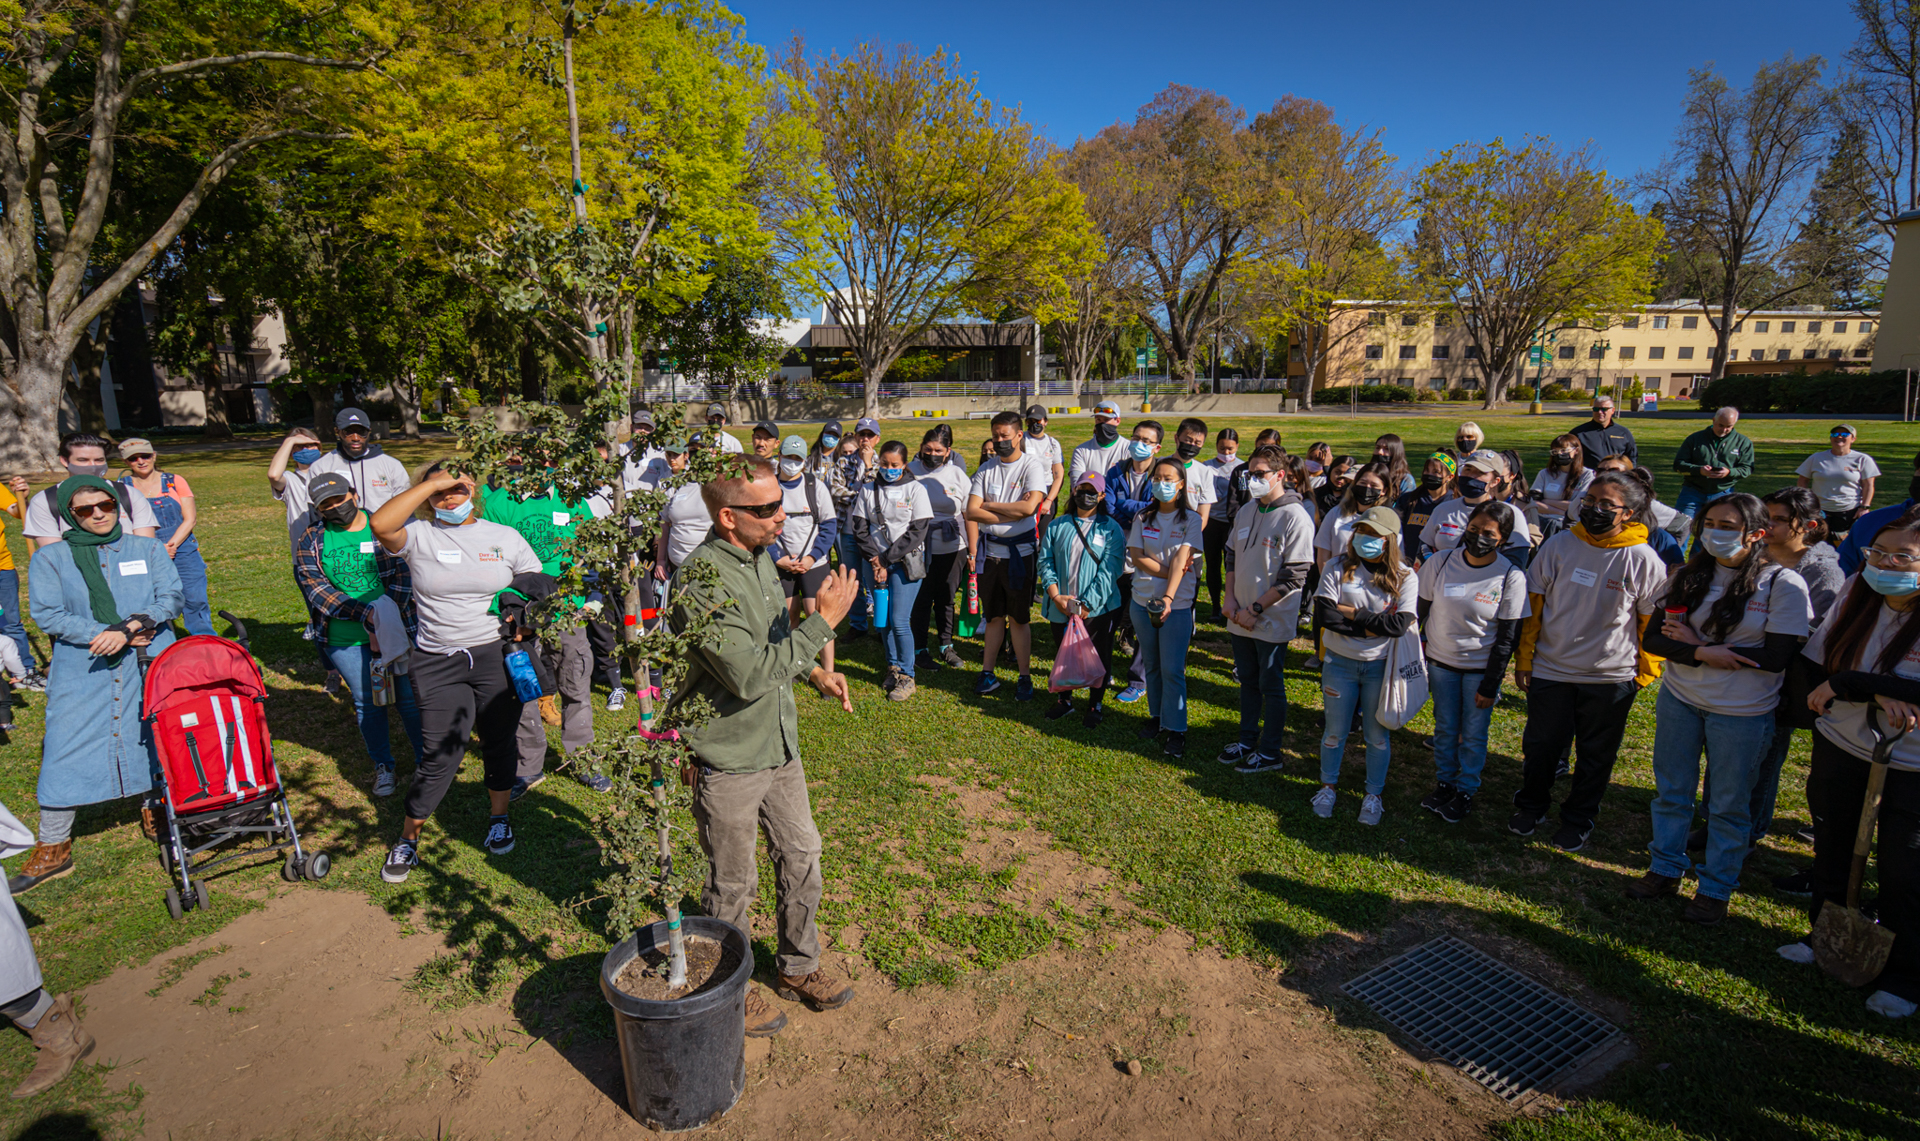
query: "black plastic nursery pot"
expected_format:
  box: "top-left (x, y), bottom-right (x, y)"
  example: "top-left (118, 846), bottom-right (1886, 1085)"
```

top-left (600, 916), bottom-right (753, 1132)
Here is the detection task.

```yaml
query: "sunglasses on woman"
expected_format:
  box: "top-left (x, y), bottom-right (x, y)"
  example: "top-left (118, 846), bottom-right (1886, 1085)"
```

top-left (70, 501), bottom-right (117, 519)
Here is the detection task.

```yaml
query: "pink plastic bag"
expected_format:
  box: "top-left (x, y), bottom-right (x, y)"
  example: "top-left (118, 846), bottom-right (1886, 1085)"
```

top-left (1049, 614), bottom-right (1104, 693)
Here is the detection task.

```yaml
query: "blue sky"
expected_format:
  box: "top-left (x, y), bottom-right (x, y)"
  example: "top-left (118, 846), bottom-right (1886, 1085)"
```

top-left (726, 0), bottom-right (1859, 179)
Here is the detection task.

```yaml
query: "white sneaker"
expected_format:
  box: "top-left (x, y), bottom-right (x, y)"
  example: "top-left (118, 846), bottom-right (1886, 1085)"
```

top-left (606, 687), bottom-right (627, 712)
top-left (372, 766), bottom-right (396, 797)
top-left (1776, 941), bottom-right (1816, 965)
top-left (1311, 786), bottom-right (1337, 818)
top-left (1358, 794), bottom-right (1384, 826)
top-left (1867, 990), bottom-right (1917, 1019)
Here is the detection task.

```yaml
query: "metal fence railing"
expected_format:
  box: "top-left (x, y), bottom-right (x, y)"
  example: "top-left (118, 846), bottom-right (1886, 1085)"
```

top-left (663, 376), bottom-right (1300, 402)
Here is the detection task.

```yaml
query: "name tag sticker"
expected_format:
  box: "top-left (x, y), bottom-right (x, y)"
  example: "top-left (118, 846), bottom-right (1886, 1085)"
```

top-left (552, 511), bottom-right (570, 525)
top-left (178, 712), bottom-right (198, 728)
top-left (435, 548), bottom-right (463, 564)
top-left (1444, 583), bottom-right (1471, 598)
top-left (118, 559), bottom-right (148, 575)
top-left (1570, 567), bottom-right (1599, 587)
top-left (360, 541), bottom-right (376, 554)
top-left (1235, 528), bottom-right (1251, 543)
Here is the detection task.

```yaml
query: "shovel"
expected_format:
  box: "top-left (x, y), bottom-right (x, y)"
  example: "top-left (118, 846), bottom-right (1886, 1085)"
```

top-left (1812, 711), bottom-right (1904, 987)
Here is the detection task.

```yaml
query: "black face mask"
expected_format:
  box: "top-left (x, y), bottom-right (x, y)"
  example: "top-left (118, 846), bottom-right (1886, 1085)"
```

top-left (1073, 489), bottom-right (1101, 511)
top-left (1549, 453), bottom-right (1572, 467)
top-left (1373, 452), bottom-right (1392, 465)
top-left (1462, 531), bottom-right (1499, 557)
top-left (921, 452), bottom-right (946, 469)
top-left (1459, 476), bottom-right (1489, 499)
top-left (318, 500), bottom-right (358, 527)
top-left (1421, 473), bottom-right (1446, 492)
top-left (1176, 442), bottom-right (1201, 460)
top-left (1580, 503), bottom-right (1621, 533)
top-left (993, 438), bottom-right (1016, 458)
top-left (1353, 485), bottom-right (1383, 506)
top-left (1455, 439), bottom-right (1475, 452)
top-left (1094, 422), bottom-right (1119, 445)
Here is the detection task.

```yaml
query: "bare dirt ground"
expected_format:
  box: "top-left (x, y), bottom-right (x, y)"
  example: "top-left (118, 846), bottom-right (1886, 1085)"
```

top-left (74, 791), bottom-right (1512, 1141)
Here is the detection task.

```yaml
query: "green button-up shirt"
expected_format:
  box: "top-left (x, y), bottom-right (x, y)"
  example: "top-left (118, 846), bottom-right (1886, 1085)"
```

top-left (669, 531), bottom-right (834, 774)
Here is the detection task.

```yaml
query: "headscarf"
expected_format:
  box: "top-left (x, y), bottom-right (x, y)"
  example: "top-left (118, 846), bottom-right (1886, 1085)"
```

top-left (1428, 451), bottom-right (1458, 476)
top-left (55, 475), bottom-right (124, 625)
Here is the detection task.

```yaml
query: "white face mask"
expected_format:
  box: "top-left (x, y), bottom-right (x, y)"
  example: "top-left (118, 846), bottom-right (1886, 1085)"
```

top-left (1247, 477), bottom-right (1272, 500)
top-left (778, 458), bottom-right (805, 479)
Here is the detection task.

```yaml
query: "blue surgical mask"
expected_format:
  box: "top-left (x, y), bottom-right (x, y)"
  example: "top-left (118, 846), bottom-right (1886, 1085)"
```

top-left (1352, 534), bottom-right (1388, 561)
top-left (1151, 480), bottom-right (1179, 502)
top-left (879, 467), bottom-right (903, 483)
top-left (820, 435), bottom-right (839, 451)
top-left (1700, 529), bottom-right (1750, 560)
top-left (291, 447), bottom-right (322, 466)
top-left (1131, 440), bottom-right (1155, 461)
top-left (434, 500), bottom-right (474, 525)
top-left (1864, 564), bottom-right (1920, 596)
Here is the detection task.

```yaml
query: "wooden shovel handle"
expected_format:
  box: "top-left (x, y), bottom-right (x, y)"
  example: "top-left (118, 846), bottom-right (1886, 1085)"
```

top-left (1846, 760), bottom-right (1890, 910)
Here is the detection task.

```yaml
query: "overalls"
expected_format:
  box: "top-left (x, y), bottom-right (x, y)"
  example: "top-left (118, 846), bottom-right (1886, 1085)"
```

top-left (126, 473), bottom-right (214, 636)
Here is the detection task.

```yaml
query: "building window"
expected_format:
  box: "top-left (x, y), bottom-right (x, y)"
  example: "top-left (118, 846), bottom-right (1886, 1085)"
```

top-left (1707, 346), bottom-right (1721, 359)
top-left (1399, 314), bottom-right (1416, 327)
top-left (1855, 347), bottom-right (1872, 357)
top-left (1645, 377), bottom-right (1662, 393)
top-left (1681, 315), bottom-right (1699, 329)
top-left (1649, 346), bottom-right (1666, 359)
top-left (1290, 346), bottom-right (1303, 362)
top-left (1586, 345), bottom-right (1603, 358)
top-left (1364, 344), bottom-right (1383, 360)
top-left (1586, 377), bottom-right (1601, 391)
top-left (1834, 321), bottom-right (1849, 333)
top-left (1804, 349), bottom-right (1818, 359)
top-left (1557, 345), bottom-right (1575, 359)
top-left (1775, 349), bottom-right (1790, 360)
top-left (1623, 316), bottom-right (1640, 329)
top-left (1750, 349), bottom-right (1766, 360)
top-left (1808, 321), bottom-right (1822, 333)
top-left (1678, 346), bottom-right (1695, 360)
top-left (1368, 312), bottom-right (1386, 326)
top-left (1619, 346), bottom-right (1636, 360)
top-left (1781, 320), bottom-right (1796, 333)
top-left (1429, 376), bottom-right (1446, 389)
top-left (1432, 344), bottom-right (1451, 360)
top-left (1829, 349), bottom-right (1844, 360)
top-left (1754, 320), bottom-right (1770, 333)
top-left (1653, 315), bottom-right (1670, 329)
top-left (1434, 313), bottom-right (1452, 327)
top-left (1861, 321), bottom-right (1875, 334)
top-left (1465, 345), bottom-right (1481, 359)
top-left (1398, 345), bottom-right (1417, 359)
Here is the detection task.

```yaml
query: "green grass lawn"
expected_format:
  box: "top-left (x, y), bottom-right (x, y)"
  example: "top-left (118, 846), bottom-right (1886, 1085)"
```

top-left (1, 411), bottom-right (1917, 1140)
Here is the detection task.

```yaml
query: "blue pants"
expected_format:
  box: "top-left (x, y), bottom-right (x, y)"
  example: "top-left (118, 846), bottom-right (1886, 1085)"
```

top-left (322, 641), bottom-right (426, 771)
top-left (1128, 602), bottom-right (1194, 732)
top-left (172, 544), bottom-right (215, 637)
top-left (1430, 663), bottom-right (1495, 795)
top-left (1702, 720), bottom-right (1796, 846)
top-left (1230, 634), bottom-right (1287, 755)
top-left (0, 568), bottom-right (32, 670)
top-left (838, 532), bottom-right (872, 632)
top-left (880, 568), bottom-right (923, 677)
top-left (1319, 653), bottom-right (1390, 794)
top-left (1648, 686), bottom-right (1774, 900)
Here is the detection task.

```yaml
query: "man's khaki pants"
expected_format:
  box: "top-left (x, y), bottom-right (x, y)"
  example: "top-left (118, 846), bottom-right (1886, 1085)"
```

top-left (515, 627), bottom-right (594, 781)
top-left (691, 758), bottom-right (823, 978)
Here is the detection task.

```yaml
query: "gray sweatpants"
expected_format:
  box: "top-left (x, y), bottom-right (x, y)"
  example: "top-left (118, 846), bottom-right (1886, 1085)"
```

top-left (514, 627), bottom-right (594, 781)
top-left (691, 758), bottom-right (823, 977)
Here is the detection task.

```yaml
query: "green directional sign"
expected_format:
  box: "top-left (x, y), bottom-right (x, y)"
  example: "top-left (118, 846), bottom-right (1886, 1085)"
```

top-left (1528, 346), bottom-right (1546, 366)
top-left (1135, 348), bottom-right (1148, 370)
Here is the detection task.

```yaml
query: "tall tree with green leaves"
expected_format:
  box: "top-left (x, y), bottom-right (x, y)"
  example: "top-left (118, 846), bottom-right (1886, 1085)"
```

top-left (1788, 119), bottom-right (1886, 308)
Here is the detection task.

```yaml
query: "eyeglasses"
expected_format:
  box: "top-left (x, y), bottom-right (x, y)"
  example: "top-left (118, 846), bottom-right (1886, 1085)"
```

top-left (1865, 547), bottom-right (1920, 568)
top-left (69, 501), bottom-right (117, 519)
top-left (125, 453), bottom-right (155, 463)
top-left (731, 499), bottom-right (783, 519)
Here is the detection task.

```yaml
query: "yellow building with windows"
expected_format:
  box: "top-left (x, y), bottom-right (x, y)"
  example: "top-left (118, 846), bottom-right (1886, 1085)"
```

top-left (1293, 301), bottom-right (1879, 400)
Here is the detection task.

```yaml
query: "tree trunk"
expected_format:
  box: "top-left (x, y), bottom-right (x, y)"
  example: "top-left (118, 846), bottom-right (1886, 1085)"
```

top-left (1, 354), bottom-right (69, 472)
top-left (66, 334), bottom-right (109, 433)
top-left (396, 369), bottom-right (422, 439)
top-left (312, 388), bottom-right (336, 441)
top-left (201, 356), bottom-right (233, 439)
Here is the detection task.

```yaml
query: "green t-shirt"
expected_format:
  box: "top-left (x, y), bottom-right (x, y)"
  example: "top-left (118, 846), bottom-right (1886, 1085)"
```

top-left (320, 511), bottom-right (384, 646)
top-left (482, 485), bottom-right (583, 577)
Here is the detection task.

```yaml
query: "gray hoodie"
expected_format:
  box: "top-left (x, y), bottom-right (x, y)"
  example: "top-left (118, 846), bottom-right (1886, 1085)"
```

top-left (1794, 541), bottom-right (1844, 623)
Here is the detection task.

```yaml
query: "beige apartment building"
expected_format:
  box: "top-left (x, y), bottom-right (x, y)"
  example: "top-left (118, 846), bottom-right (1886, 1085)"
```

top-left (1294, 301), bottom-right (1880, 399)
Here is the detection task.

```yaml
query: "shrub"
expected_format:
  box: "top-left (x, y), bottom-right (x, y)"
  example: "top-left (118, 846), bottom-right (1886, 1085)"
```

top-left (1539, 383), bottom-right (1575, 401)
top-left (1414, 390), bottom-right (1443, 403)
top-left (1446, 389), bottom-right (1477, 401)
top-left (1698, 369), bottom-right (1900, 414)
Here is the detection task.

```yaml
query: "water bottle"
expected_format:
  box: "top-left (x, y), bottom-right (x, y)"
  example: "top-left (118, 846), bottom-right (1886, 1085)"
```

top-left (370, 659), bottom-right (394, 706)
top-left (872, 581), bottom-right (891, 628)
top-left (504, 648), bottom-right (544, 703)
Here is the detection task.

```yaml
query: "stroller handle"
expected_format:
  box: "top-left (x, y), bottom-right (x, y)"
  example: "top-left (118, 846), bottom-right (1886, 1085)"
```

top-left (219, 610), bottom-right (250, 649)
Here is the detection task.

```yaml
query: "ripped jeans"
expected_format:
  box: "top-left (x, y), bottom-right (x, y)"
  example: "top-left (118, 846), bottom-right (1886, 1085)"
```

top-left (1318, 652), bottom-right (1391, 795)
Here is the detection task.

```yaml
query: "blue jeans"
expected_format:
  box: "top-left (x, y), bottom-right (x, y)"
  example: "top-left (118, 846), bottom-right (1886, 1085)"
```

top-left (1128, 602), bottom-right (1194, 732)
top-left (1319, 653), bottom-right (1390, 794)
top-left (1648, 686), bottom-right (1774, 900)
top-left (1430, 663), bottom-right (1495, 795)
top-left (0, 568), bottom-right (32, 670)
top-left (1702, 720), bottom-right (1797, 846)
top-left (322, 641), bottom-right (426, 771)
top-left (838, 532), bottom-right (872, 632)
top-left (1230, 634), bottom-right (1287, 755)
top-left (880, 567), bottom-right (923, 677)
top-left (172, 544), bottom-right (215, 637)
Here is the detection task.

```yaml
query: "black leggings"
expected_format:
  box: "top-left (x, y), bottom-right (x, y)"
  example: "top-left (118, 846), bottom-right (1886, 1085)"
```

top-left (1809, 729), bottom-right (1920, 1002)
top-left (405, 641), bottom-right (524, 821)
top-left (1048, 608), bottom-right (1118, 705)
top-left (1202, 520), bottom-right (1230, 612)
top-left (912, 549), bottom-right (965, 653)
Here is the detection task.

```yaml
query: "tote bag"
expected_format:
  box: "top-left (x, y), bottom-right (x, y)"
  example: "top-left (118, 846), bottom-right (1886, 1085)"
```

top-left (1375, 618), bottom-right (1430, 730)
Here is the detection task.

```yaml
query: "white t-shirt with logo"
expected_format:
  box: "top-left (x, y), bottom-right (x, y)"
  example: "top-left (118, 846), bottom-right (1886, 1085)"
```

top-left (306, 451), bottom-right (411, 512)
top-left (1314, 557), bottom-right (1419, 662)
top-left (1128, 508), bottom-right (1204, 609)
top-left (1806, 581), bottom-right (1920, 771)
top-left (969, 453), bottom-right (1051, 540)
top-left (1524, 530), bottom-right (1668, 684)
top-left (1796, 449), bottom-right (1882, 512)
top-left (1070, 435), bottom-right (1128, 485)
top-left (852, 479), bottom-right (933, 551)
top-left (396, 518), bottom-right (541, 655)
top-left (1417, 548), bottom-right (1531, 671)
top-left (775, 474), bottom-right (832, 562)
top-left (910, 457), bottom-right (972, 555)
top-left (1656, 563), bottom-right (1812, 715)
top-left (1421, 498), bottom-right (1531, 554)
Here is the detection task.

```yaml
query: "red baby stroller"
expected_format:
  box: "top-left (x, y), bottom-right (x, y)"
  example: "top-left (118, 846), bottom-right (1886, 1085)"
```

top-left (143, 612), bottom-right (328, 920)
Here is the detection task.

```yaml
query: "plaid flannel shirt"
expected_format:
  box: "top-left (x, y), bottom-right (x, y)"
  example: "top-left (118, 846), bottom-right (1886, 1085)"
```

top-left (292, 519), bottom-right (418, 643)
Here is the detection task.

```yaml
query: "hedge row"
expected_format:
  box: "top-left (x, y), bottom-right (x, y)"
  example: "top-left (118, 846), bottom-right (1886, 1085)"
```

top-left (1696, 369), bottom-right (1910, 414)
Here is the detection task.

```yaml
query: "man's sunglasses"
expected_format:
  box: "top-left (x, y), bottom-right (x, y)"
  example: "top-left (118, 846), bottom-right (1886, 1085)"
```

top-left (70, 501), bottom-right (118, 519)
top-left (731, 499), bottom-right (782, 518)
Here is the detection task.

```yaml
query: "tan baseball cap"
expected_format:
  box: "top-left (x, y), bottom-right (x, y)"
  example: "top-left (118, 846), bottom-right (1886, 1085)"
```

top-left (1357, 506), bottom-right (1403, 537)
top-left (117, 438), bottom-right (155, 459)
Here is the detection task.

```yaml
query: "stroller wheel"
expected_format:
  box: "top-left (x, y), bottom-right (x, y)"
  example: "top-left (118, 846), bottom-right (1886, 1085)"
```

top-left (165, 887), bottom-right (184, 921)
top-left (159, 843), bottom-right (175, 874)
top-left (281, 857), bottom-right (302, 883)
top-left (194, 879), bottom-right (212, 913)
top-left (304, 852), bottom-right (331, 881)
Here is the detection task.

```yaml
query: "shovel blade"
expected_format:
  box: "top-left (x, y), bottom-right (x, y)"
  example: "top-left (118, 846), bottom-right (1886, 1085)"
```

top-left (1812, 905), bottom-right (1896, 988)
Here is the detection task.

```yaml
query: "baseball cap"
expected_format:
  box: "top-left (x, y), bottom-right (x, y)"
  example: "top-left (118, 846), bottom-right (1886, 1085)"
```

top-left (663, 437), bottom-right (690, 455)
top-left (307, 472), bottom-right (356, 505)
top-left (1074, 471), bottom-right (1106, 495)
top-left (1093, 399), bottom-right (1120, 418)
top-left (117, 437), bottom-right (154, 459)
top-left (820, 419), bottom-right (844, 438)
top-left (1357, 505), bottom-right (1403, 537)
top-left (780, 435), bottom-right (809, 459)
top-left (855, 417), bottom-right (881, 436)
top-left (630, 409), bottom-right (655, 429)
top-left (1462, 449), bottom-right (1507, 476)
top-left (705, 403), bottom-right (727, 420)
top-left (335, 407), bottom-right (371, 432)
top-left (1025, 403), bottom-right (1048, 421)
top-left (1832, 424), bottom-right (1856, 437)
top-left (753, 419), bottom-right (779, 439)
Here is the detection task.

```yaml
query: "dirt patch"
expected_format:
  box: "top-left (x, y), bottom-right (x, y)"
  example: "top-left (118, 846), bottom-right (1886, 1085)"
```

top-left (614, 933), bottom-right (738, 1001)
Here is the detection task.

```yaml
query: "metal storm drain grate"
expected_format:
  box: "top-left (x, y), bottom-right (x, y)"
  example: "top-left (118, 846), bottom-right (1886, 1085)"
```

top-left (1342, 936), bottom-right (1623, 1103)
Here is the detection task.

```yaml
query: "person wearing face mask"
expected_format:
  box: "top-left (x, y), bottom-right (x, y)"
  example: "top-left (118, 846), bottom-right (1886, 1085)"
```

top-left (966, 411), bottom-right (1052, 699)
top-left (1127, 458), bottom-right (1202, 757)
top-left (292, 473), bottom-right (426, 799)
top-left (1632, 494), bottom-right (1811, 926)
top-left (620, 410), bottom-right (666, 489)
top-left (306, 408), bottom-right (412, 512)
top-left (369, 461), bottom-right (543, 884)
top-left (702, 403), bottom-right (746, 454)
top-left (22, 433), bottom-right (158, 553)
top-left (1310, 507), bottom-right (1417, 824)
top-left (1783, 516), bottom-right (1920, 1019)
top-left (1070, 400), bottom-right (1130, 486)
top-left (1103, 420), bottom-right (1167, 703)
top-left (1588, 455), bottom-right (1687, 567)
top-left (1416, 503), bottom-right (1530, 824)
top-left (909, 424), bottom-right (971, 671)
top-left (1507, 472), bottom-right (1670, 852)
top-left (1395, 452), bottom-right (1455, 564)
top-left (1304, 442), bottom-right (1334, 484)
top-left (1315, 462), bottom-right (1393, 573)
top-left (1529, 433), bottom-right (1593, 540)
top-left (1420, 452), bottom-right (1531, 562)
top-left (773, 437), bottom-right (840, 680)
top-left (807, 420), bottom-right (844, 481)
top-left (1219, 446), bottom-right (1315, 773)
top-left (1039, 472), bottom-right (1128, 727)
top-left (1838, 452), bottom-right (1920, 575)
top-left (1371, 434), bottom-right (1415, 496)
top-left (1200, 428), bottom-right (1246, 622)
top-left (1170, 419), bottom-right (1220, 531)
top-left (1311, 455), bottom-right (1355, 520)
top-left (1454, 422), bottom-right (1485, 456)
top-left (853, 441), bottom-right (934, 701)
top-left (828, 419), bottom-right (881, 639)
top-left (656, 439), bottom-right (713, 582)
top-left (1023, 404), bottom-right (1066, 520)
top-left (5, 477), bottom-right (179, 897)
top-left (267, 427), bottom-right (325, 551)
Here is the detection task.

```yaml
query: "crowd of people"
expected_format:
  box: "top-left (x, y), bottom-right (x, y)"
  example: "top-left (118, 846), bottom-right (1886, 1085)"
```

top-left (0, 395), bottom-right (1917, 1091)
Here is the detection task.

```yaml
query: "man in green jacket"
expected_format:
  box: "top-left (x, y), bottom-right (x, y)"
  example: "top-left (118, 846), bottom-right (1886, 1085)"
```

top-left (1671, 406), bottom-right (1754, 524)
top-left (668, 456), bottom-right (860, 1039)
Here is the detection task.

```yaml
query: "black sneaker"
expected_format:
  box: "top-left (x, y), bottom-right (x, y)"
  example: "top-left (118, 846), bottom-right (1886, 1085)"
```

top-left (1162, 732), bottom-right (1186, 758)
top-left (508, 772), bottom-right (546, 802)
top-left (1551, 822), bottom-right (1592, 852)
top-left (1507, 809), bottom-right (1548, 837)
top-left (1234, 751), bottom-right (1286, 774)
top-left (1014, 675), bottom-right (1035, 702)
top-left (1082, 703), bottom-right (1105, 729)
top-left (975, 672), bottom-right (1002, 696)
top-left (576, 770), bottom-right (613, 793)
top-left (1216, 743), bottom-right (1255, 767)
top-left (1045, 697), bottom-right (1074, 721)
top-left (1136, 716), bottom-right (1162, 741)
top-left (1437, 791), bottom-right (1475, 824)
top-left (1420, 783), bottom-right (1458, 814)
top-left (381, 838), bottom-right (420, 884)
top-left (917, 650), bottom-right (942, 673)
top-left (1772, 868), bottom-right (1814, 896)
top-left (484, 817), bottom-right (516, 856)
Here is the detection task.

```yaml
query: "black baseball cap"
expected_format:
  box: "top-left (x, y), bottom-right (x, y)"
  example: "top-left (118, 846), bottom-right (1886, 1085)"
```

top-left (1025, 404), bottom-right (1048, 421)
top-left (335, 407), bottom-right (371, 432)
top-left (308, 472), bottom-right (356, 505)
top-left (753, 419), bottom-right (780, 439)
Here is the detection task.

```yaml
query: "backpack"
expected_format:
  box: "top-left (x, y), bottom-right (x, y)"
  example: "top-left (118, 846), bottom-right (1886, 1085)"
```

top-left (39, 483), bottom-right (133, 528)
